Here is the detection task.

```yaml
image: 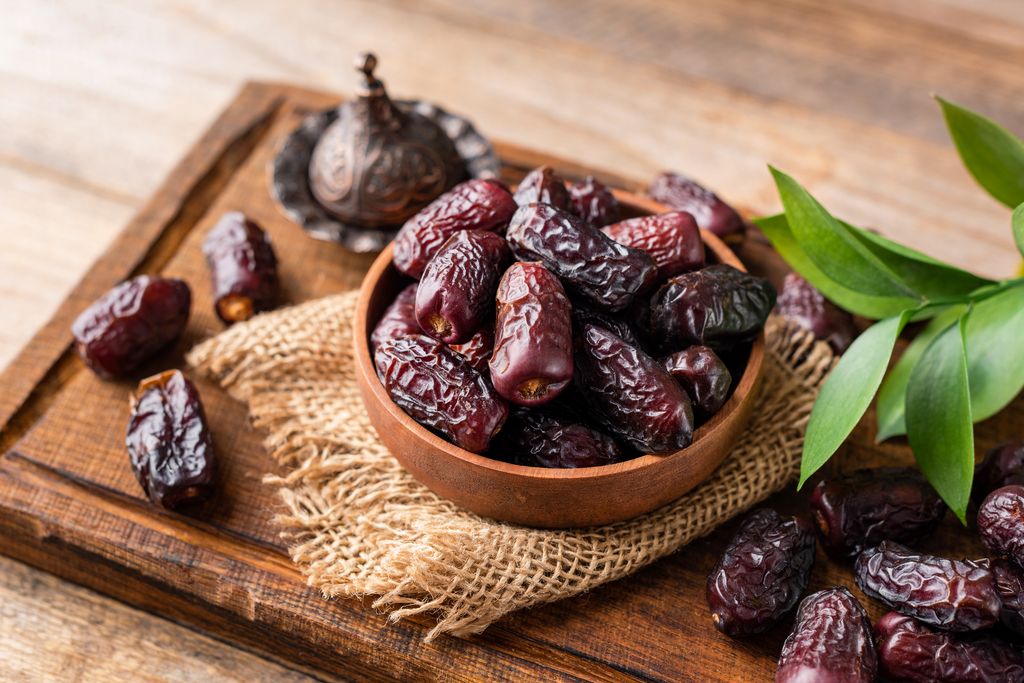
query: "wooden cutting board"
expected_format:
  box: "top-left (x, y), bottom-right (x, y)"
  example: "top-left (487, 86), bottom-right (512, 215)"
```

top-left (0, 81), bottom-right (1015, 683)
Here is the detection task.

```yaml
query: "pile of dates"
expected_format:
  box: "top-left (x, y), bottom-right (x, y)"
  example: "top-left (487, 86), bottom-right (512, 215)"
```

top-left (706, 443), bottom-right (1024, 682)
top-left (71, 211), bottom-right (280, 509)
top-left (372, 167), bottom-right (776, 466)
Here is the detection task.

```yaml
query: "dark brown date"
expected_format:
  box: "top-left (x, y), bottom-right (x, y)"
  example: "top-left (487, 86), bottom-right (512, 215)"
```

top-left (810, 467), bottom-right (946, 560)
top-left (126, 370), bottom-right (215, 509)
top-left (662, 346), bottom-right (732, 417)
top-left (978, 485), bottom-right (1024, 569)
top-left (649, 264), bottom-right (776, 350)
top-left (72, 275), bottom-right (191, 378)
top-left (489, 262), bottom-right (573, 406)
top-left (647, 172), bottom-right (746, 245)
top-left (775, 587), bottom-right (877, 683)
top-left (876, 611), bottom-right (1024, 683)
top-left (513, 165), bottom-right (571, 210)
top-left (450, 326), bottom-right (494, 373)
top-left (602, 211), bottom-right (705, 279)
top-left (568, 175), bottom-right (620, 227)
top-left (974, 442), bottom-right (1024, 506)
top-left (393, 179), bottom-right (517, 278)
top-left (414, 231), bottom-right (510, 344)
top-left (375, 335), bottom-right (508, 453)
top-left (507, 203), bottom-right (657, 312)
top-left (855, 541), bottom-right (1000, 632)
top-left (574, 324), bottom-right (693, 453)
top-left (370, 283), bottom-right (419, 353)
top-left (775, 273), bottom-right (858, 354)
top-left (993, 558), bottom-right (1024, 638)
top-left (571, 300), bottom-right (640, 348)
top-left (201, 211), bottom-right (278, 324)
top-left (490, 408), bottom-right (622, 468)
top-left (706, 509), bottom-right (815, 637)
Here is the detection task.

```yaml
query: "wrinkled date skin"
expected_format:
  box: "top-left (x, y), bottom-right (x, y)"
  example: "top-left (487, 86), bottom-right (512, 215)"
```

top-left (571, 300), bottom-right (640, 348)
top-left (513, 165), bottom-right (571, 210)
top-left (568, 175), bottom-right (620, 227)
top-left (810, 467), bottom-right (947, 560)
top-left (370, 283), bottom-right (419, 353)
top-left (776, 587), bottom-right (877, 683)
top-left (775, 273), bottom-right (858, 354)
top-left (507, 203), bottom-right (657, 312)
top-left (663, 345), bottom-right (732, 417)
top-left (649, 264), bottom-right (776, 350)
top-left (72, 275), bottom-right (191, 378)
top-left (201, 211), bottom-right (278, 324)
top-left (489, 262), bottom-right (574, 406)
top-left (974, 442), bottom-right (1024, 506)
top-left (375, 335), bottom-right (508, 453)
top-left (450, 326), bottom-right (494, 373)
top-left (490, 408), bottom-right (622, 468)
top-left (705, 509), bottom-right (815, 637)
top-left (855, 541), bottom-right (1000, 631)
top-left (978, 485), bottom-right (1024, 569)
top-left (993, 558), bottom-right (1024, 637)
top-left (414, 231), bottom-right (510, 344)
top-left (392, 179), bottom-right (517, 278)
top-left (647, 172), bottom-right (746, 245)
top-left (574, 324), bottom-right (693, 453)
top-left (602, 211), bottom-right (705, 280)
top-left (876, 611), bottom-right (1024, 683)
top-left (126, 370), bottom-right (215, 509)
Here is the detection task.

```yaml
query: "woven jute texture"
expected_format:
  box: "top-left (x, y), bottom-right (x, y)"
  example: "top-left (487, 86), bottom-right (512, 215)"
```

top-left (187, 291), bottom-right (834, 641)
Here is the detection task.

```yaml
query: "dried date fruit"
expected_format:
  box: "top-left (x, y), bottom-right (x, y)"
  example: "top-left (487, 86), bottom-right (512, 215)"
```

top-left (706, 509), bottom-right (815, 637)
top-left (370, 283), bottom-right (419, 353)
top-left (978, 485), bottom-right (1024, 569)
top-left (72, 275), bottom-right (191, 378)
top-left (574, 324), bottom-right (693, 453)
top-left (126, 370), bottom-right (215, 509)
top-left (775, 273), bottom-right (858, 354)
top-left (568, 175), bottom-right (620, 227)
top-left (649, 264), bottom-right (776, 350)
top-left (810, 467), bottom-right (946, 560)
top-left (414, 231), bottom-right (510, 344)
top-left (450, 326), bottom-right (494, 373)
top-left (775, 587), bottom-right (877, 683)
top-left (647, 172), bottom-right (746, 245)
top-left (876, 611), bottom-right (1024, 683)
top-left (571, 300), bottom-right (640, 348)
top-left (507, 203), bottom-right (657, 312)
top-left (974, 442), bottom-right (1024, 506)
top-left (375, 335), bottom-right (508, 453)
top-left (513, 165), bottom-right (571, 210)
top-left (992, 558), bottom-right (1024, 638)
top-left (489, 262), bottom-right (573, 406)
top-left (393, 179), bottom-right (517, 278)
top-left (855, 541), bottom-right (1000, 632)
top-left (490, 408), bottom-right (622, 468)
top-left (662, 346), bottom-right (732, 417)
top-left (201, 212), bottom-right (278, 324)
top-left (602, 211), bottom-right (705, 279)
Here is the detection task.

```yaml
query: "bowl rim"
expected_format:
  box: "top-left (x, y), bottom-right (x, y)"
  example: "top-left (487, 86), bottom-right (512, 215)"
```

top-left (354, 188), bottom-right (765, 482)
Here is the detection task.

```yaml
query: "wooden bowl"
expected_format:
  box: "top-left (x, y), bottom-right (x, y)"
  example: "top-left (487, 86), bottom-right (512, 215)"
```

top-left (354, 190), bottom-right (765, 528)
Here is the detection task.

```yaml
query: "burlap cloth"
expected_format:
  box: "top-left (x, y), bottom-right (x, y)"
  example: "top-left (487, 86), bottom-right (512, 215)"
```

top-left (186, 291), bottom-right (834, 641)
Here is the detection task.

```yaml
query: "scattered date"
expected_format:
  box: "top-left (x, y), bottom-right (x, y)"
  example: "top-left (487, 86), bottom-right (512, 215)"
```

top-left (775, 273), bottom-right (857, 354)
top-left (977, 485), bottom-right (1024, 570)
top-left (202, 211), bottom-right (278, 324)
top-left (974, 442), bottom-right (1024, 506)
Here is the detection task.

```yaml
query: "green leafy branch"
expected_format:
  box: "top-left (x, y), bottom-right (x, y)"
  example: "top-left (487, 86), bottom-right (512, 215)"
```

top-left (757, 97), bottom-right (1024, 523)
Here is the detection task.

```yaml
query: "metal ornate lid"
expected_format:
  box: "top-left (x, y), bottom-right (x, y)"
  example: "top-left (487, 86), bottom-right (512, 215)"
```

top-left (271, 53), bottom-right (500, 253)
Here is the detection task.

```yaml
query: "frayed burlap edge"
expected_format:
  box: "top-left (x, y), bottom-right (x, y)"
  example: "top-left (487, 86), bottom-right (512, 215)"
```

top-left (187, 291), bottom-right (834, 641)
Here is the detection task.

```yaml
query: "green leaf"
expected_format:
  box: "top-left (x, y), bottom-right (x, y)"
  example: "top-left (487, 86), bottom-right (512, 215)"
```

top-left (770, 167), bottom-right (922, 300)
top-left (1014, 203), bottom-right (1024, 259)
top-left (963, 283), bottom-right (1024, 421)
top-left (754, 214), bottom-right (919, 319)
top-left (875, 306), bottom-right (964, 441)
top-left (800, 311), bottom-right (913, 488)
top-left (906, 312), bottom-right (974, 523)
top-left (937, 97), bottom-right (1024, 208)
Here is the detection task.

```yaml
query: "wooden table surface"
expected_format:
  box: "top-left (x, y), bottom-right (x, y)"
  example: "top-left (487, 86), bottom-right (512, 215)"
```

top-left (2, 1), bottom-right (1022, 680)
